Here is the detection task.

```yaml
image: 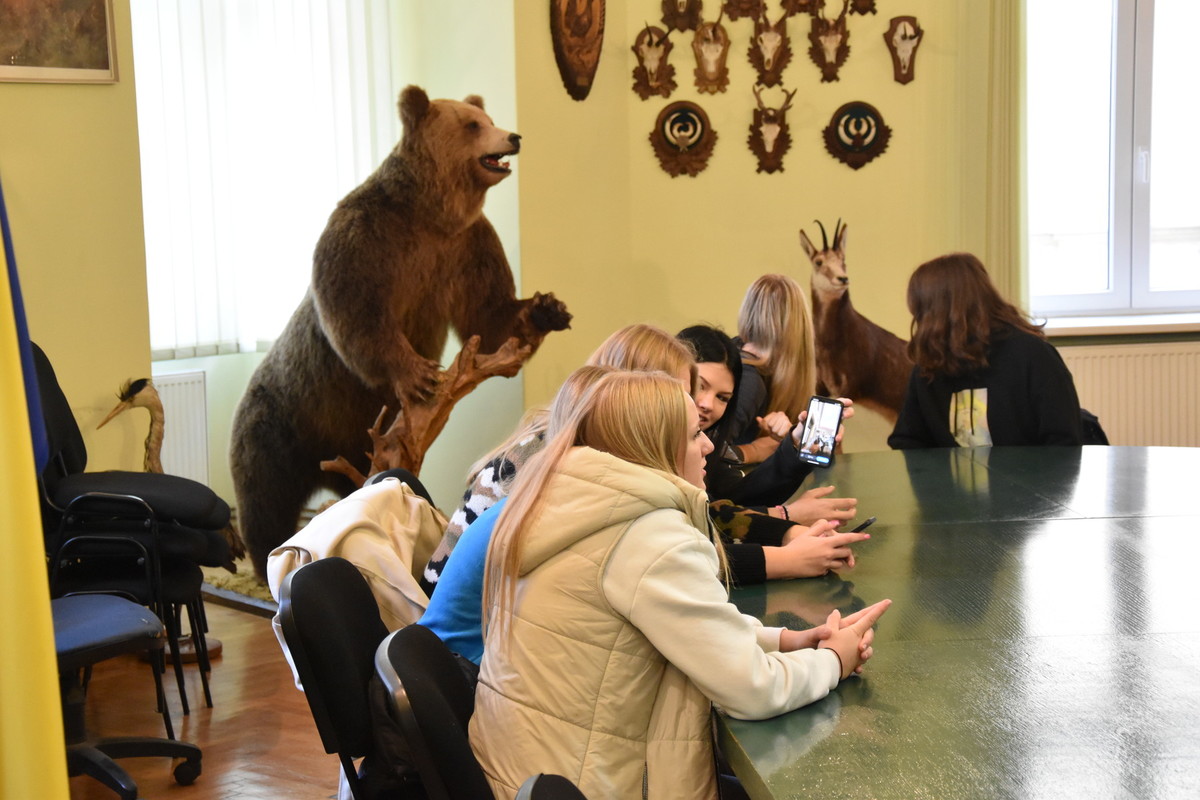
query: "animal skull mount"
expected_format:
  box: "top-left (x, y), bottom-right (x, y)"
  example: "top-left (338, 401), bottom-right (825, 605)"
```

top-left (807, 0), bottom-right (850, 82)
top-left (662, 0), bottom-right (703, 32)
top-left (749, 11), bottom-right (791, 87)
top-left (748, 85), bottom-right (797, 174)
top-left (692, 14), bottom-right (731, 94)
top-left (632, 25), bottom-right (676, 99)
top-left (650, 100), bottom-right (718, 177)
top-left (722, 0), bottom-right (765, 22)
top-left (823, 101), bottom-right (891, 170)
top-left (884, 16), bottom-right (923, 84)
top-left (849, 0), bottom-right (876, 14)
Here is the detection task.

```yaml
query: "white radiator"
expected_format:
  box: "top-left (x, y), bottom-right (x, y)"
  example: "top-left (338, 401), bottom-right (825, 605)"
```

top-left (1058, 342), bottom-right (1200, 446)
top-left (152, 370), bottom-right (210, 484)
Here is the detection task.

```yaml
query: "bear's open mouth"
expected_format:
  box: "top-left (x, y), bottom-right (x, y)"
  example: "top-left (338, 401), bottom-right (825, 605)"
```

top-left (480, 153), bottom-right (514, 174)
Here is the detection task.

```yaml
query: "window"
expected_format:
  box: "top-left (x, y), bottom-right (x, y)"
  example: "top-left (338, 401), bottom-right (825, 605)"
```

top-left (1027, 0), bottom-right (1200, 317)
top-left (131, 0), bottom-right (399, 359)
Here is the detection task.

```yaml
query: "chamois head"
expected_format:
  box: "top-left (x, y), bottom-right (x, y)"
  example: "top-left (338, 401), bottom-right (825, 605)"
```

top-left (800, 219), bottom-right (850, 298)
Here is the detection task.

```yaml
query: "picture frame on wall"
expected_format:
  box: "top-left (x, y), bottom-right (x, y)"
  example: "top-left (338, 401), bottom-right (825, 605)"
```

top-left (0, 0), bottom-right (118, 84)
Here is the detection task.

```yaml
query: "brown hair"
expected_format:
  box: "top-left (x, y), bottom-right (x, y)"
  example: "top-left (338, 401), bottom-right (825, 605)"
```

top-left (906, 253), bottom-right (1044, 378)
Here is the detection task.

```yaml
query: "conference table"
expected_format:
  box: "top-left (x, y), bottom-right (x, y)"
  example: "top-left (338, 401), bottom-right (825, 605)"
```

top-left (720, 446), bottom-right (1200, 800)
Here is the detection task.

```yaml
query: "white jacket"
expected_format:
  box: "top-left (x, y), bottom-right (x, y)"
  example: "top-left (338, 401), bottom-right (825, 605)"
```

top-left (267, 478), bottom-right (445, 687)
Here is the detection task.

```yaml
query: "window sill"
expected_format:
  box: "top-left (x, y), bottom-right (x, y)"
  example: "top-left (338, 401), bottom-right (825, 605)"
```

top-left (1042, 313), bottom-right (1200, 337)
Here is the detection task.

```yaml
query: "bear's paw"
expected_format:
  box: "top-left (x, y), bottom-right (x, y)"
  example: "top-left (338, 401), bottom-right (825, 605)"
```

top-left (528, 292), bottom-right (572, 333)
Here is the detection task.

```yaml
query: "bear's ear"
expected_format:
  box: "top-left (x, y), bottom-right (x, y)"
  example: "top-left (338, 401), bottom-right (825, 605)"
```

top-left (399, 85), bottom-right (431, 130)
top-left (463, 94), bottom-right (485, 111)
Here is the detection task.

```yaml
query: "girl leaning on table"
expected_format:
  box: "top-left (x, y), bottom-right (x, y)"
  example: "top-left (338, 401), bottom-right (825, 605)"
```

top-left (469, 369), bottom-right (891, 800)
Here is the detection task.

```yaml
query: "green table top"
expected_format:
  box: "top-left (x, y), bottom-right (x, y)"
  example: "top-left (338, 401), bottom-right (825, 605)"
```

top-left (720, 446), bottom-right (1200, 800)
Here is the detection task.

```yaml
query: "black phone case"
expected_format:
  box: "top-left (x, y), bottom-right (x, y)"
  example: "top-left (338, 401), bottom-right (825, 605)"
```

top-left (796, 396), bottom-right (843, 468)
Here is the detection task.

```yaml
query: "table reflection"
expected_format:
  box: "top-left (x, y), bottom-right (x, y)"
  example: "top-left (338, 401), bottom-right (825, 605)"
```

top-left (723, 447), bottom-right (1200, 800)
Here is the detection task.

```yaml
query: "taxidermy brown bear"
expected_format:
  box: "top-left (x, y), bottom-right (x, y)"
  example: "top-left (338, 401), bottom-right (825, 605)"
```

top-left (230, 85), bottom-right (571, 580)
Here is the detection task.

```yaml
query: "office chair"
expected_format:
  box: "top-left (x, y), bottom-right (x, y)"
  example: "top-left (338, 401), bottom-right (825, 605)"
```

top-left (374, 623), bottom-right (494, 800)
top-left (516, 774), bottom-right (590, 800)
top-left (375, 622), bottom-right (591, 800)
top-left (365, 467), bottom-right (434, 504)
top-left (277, 556), bottom-right (405, 800)
top-left (54, 593), bottom-right (202, 800)
top-left (34, 341), bottom-right (228, 715)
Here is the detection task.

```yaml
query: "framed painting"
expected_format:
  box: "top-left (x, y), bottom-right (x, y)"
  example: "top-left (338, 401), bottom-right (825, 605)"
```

top-left (0, 0), bottom-right (118, 84)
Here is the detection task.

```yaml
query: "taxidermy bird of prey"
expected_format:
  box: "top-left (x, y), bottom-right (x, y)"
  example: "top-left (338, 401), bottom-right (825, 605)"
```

top-left (100, 377), bottom-right (247, 569)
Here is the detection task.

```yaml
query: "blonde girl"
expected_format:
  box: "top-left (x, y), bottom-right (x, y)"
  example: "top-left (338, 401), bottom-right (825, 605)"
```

top-left (471, 370), bottom-right (889, 799)
top-left (732, 273), bottom-right (818, 463)
top-left (586, 321), bottom-right (698, 391)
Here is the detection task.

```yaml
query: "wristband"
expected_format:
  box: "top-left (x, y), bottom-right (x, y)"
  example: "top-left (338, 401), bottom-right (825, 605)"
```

top-left (777, 504), bottom-right (790, 521)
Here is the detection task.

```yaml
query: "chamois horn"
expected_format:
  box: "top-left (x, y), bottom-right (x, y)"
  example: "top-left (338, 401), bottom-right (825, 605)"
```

top-left (816, 219), bottom-right (829, 251)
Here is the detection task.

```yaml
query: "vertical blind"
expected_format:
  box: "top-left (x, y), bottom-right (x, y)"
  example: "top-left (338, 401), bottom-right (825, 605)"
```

top-left (131, 0), bottom-right (399, 359)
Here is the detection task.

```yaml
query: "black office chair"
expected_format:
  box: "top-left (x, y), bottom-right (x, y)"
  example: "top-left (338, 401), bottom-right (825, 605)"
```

top-left (375, 623), bottom-right (590, 800)
top-left (54, 593), bottom-right (202, 800)
top-left (374, 623), bottom-right (492, 799)
top-left (34, 341), bottom-right (228, 715)
top-left (516, 774), bottom-right (589, 800)
top-left (277, 556), bottom-right (408, 800)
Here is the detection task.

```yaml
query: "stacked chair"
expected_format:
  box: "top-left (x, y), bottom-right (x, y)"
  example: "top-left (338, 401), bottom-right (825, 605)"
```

top-left (34, 342), bottom-right (230, 718)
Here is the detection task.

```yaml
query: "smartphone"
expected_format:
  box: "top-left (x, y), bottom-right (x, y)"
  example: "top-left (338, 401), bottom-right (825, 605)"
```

top-left (851, 516), bottom-right (877, 533)
top-left (796, 395), bottom-right (844, 467)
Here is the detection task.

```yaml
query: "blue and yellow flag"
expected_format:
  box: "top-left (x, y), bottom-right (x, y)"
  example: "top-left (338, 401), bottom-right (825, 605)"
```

top-left (0, 175), bottom-right (70, 799)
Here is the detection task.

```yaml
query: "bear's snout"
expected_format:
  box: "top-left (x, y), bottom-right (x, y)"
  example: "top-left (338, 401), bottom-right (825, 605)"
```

top-left (507, 133), bottom-right (521, 154)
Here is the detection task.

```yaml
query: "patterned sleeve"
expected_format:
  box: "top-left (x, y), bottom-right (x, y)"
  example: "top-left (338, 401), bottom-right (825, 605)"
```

top-left (422, 433), bottom-right (545, 588)
top-left (709, 499), bottom-right (794, 547)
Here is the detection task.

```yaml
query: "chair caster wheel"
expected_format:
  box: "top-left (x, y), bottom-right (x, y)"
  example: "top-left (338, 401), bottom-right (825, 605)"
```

top-left (173, 756), bottom-right (202, 785)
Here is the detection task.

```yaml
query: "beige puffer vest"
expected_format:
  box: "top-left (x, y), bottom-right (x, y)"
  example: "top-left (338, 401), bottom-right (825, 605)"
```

top-left (471, 451), bottom-right (720, 800)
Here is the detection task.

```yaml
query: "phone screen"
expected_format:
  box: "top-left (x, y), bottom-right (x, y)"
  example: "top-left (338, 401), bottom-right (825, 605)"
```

top-left (796, 395), bottom-right (844, 467)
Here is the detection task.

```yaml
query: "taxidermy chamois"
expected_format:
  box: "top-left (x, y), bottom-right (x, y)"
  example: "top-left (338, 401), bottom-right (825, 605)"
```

top-left (801, 220), bottom-right (913, 423)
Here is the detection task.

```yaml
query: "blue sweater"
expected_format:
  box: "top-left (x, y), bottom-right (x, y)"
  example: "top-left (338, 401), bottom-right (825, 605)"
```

top-left (418, 497), bottom-right (507, 665)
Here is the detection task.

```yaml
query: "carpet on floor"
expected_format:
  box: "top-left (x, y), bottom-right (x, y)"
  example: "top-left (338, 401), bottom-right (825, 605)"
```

top-left (202, 557), bottom-right (276, 618)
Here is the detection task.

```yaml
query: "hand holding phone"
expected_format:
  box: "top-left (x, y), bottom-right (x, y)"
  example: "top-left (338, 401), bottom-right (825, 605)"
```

top-left (850, 516), bottom-right (877, 533)
top-left (796, 395), bottom-right (845, 467)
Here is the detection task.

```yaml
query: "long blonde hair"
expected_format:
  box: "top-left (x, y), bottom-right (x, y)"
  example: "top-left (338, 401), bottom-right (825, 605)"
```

top-left (483, 370), bottom-right (722, 627)
top-left (736, 273), bottom-right (816, 419)
top-left (586, 323), bottom-right (699, 395)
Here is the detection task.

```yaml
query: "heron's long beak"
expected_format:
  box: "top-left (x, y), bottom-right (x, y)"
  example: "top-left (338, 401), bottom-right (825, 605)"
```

top-left (97, 400), bottom-right (133, 430)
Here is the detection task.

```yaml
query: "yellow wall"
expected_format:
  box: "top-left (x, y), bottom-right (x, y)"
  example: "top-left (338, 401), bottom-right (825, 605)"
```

top-left (2, 0), bottom-right (999, 508)
top-left (0, 0), bottom-right (149, 473)
top-left (515, 1), bottom-right (992, 448)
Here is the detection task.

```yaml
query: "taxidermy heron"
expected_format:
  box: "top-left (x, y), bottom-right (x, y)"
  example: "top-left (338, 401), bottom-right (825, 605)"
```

top-left (100, 377), bottom-right (247, 569)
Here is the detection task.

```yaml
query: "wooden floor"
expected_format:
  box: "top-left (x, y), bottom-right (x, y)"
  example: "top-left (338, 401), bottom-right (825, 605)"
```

top-left (68, 602), bottom-right (338, 800)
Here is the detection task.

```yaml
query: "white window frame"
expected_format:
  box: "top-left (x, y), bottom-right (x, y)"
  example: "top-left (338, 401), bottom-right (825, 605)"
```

top-left (1029, 0), bottom-right (1200, 318)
